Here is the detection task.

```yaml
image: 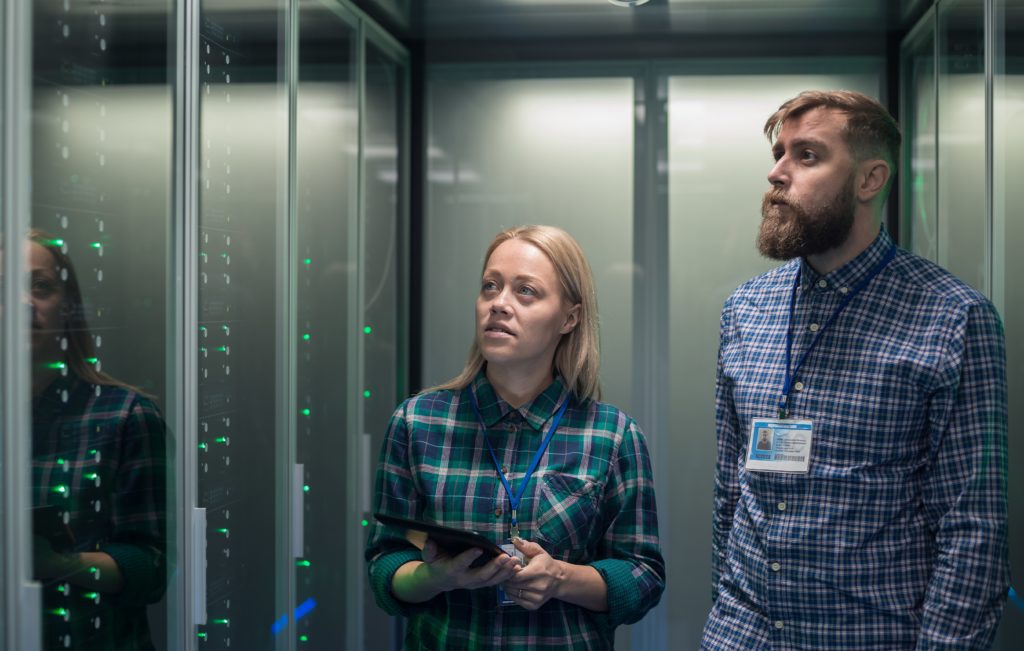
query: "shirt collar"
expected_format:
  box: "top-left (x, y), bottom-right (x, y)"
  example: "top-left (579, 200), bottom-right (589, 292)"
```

top-left (468, 368), bottom-right (571, 433)
top-left (799, 227), bottom-right (893, 294)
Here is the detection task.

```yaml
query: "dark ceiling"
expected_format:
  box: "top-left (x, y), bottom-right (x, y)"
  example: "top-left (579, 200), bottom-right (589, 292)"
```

top-left (351, 0), bottom-right (932, 62)
top-left (355, 0), bottom-right (928, 39)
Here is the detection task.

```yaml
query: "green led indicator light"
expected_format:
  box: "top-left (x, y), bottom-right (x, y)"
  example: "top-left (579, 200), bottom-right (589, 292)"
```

top-left (84, 473), bottom-right (98, 480)
top-left (50, 608), bottom-right (68, 617)
top-left (57, 457), bottom-right (65, 465)
top-left (217, 528), bottom-right (229, 534)
top-left (300, 635), bottom-right (309, 642)
top-left (303, 258), bottom-right (312, 266)
top-left (211, 618), bottom-right (229, 625)
top-left (82, 592), bottom-right (99, 599)
top-left (301, 408), bottom-right (311, 417)
top-left (296, 559), bottom-right (311, 567)
top-left (222, 325), bottom-right (229, 332)
top-left (90, 242), bottom-right (101, 249)
top-left (88, 566), bottom-right (98, 574)
top-left (47, 361), bottom-right (67, 370)
top-left (215, 437), bottom-right (227, 444)
top-left (302, 333), bottom-right (311, 341)
top-left (363, 326), bottom-right (372, 334)
top-left (197, 632), bottom-right (207, 639)
top-left (216, 346), bottom-right (227, 352)
top-left (85, 357), bottom-right (98, 364)
top-left (199, 326), bottom-right (207, 332)
top-left (198, 442), bottom-right (208, 451)
top-left (48, 239), bottom-right (65, 247)
top-left (52, 485), bottom-right (68, 495)
top-left (363, 390), bottom-right (371, 398)
top-left (361, 519), bottom-right (369, 527)
top-left (303, 485), bottom-right (310, 493)
top-left (90, 449), bottom-right (98, 455)
top-left (57, 585), bottom-right (66, 593)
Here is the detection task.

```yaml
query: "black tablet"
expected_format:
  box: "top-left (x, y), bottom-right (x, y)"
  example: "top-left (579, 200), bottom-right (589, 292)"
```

top-left (32, 504), bottom-right (75, 550)
top-left (373, 513), bottom-right (506, 568)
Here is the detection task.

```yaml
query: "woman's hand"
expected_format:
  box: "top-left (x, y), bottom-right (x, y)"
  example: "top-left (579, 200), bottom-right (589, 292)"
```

top-left (503, 538), bottom-right (608, 612)
top-left (421, 539), bottom-right (522, 592)
top-left (391, 538), bottom-right (522, 604)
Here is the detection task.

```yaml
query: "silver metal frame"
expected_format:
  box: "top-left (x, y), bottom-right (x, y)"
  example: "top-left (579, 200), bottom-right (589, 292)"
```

top-left (2, 0), bottom-right (39, 647)
top-left (277, 1), bottom-right (299, 649)
top-left (898, 5), bottom-right (939, 255)
top-left (984, 0), bottom-right (995, 302)
top-left (629, 64), bottom-right (669, 651)
top-left (178, 0), bottom-right (202, 644)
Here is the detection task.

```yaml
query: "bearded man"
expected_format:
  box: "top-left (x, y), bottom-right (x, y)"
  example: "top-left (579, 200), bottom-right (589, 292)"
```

top-left (701, 90), bottom-right (1009, 650)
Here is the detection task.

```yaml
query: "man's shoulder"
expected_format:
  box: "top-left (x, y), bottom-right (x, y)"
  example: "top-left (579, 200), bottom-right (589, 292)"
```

top-left (887, 248), bottom-right (992, 312)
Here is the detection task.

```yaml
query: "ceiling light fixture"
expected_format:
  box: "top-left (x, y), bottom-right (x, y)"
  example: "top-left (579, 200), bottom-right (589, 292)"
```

top-left (607, 0), bottom-right (650, 6)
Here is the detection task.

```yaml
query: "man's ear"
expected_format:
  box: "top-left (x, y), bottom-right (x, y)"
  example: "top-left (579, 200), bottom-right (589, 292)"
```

top-left (857, 159), bottom-right (890, 203)
top-left (560, 304), bottom-right (581, 334)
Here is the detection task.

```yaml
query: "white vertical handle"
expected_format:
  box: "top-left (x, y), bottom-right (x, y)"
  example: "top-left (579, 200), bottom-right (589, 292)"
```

top-left (293, 463), bottom-right (304, 556)
top-left (192, 507), bottom-right (207, 625)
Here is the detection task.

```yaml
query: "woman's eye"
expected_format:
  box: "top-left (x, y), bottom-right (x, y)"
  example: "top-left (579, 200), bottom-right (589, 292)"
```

top-left (517, 286), bottom-right (536, 296)
top-left (481, 280), bottom-right (497, 292)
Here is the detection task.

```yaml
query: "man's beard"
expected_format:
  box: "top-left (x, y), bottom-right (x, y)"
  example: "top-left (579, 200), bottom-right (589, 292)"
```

top-left (757, 174), bottom-right (857, 260)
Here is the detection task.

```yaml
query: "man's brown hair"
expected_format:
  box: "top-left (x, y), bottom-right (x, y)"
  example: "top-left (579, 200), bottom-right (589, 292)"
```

top-left (764, 90), bottom-right (902, 170)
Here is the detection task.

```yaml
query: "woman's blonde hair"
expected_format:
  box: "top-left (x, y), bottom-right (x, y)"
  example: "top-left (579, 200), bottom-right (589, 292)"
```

top-left (29, 228), bottom-right (143, 394)
top-left (429, 225), bottom-right (602, 403)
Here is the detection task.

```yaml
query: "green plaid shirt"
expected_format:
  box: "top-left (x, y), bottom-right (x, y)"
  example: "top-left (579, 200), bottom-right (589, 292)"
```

top-left (366, 372), bottom-right (664, 650)
top-left (33, 373), bottom-right (167, 651)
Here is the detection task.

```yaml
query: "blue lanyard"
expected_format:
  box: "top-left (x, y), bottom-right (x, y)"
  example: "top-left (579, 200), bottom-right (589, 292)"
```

top-left (468, 388), bottom-right (569, 540)
top-left (779, 244), bottom-right (897, 418)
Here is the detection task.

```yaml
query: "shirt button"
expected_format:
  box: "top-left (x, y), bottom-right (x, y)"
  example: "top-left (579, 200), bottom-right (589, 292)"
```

top-left (794, 381), bottom-right (804, 392)
top-left (771, 562), bottom-right (781, 572)
top-left (808, 323), bottom-right (820, 333)
top-left (777, 501), bottom-right (787, 511)
top-left (840, 286), bottom-right (849, 294)
top-left (494, 508), bottom-right (503, 517)
top-left (774, 620), bottom-right (784, 630)
top-left (817, 279), bottom-right (827, 289)
top-left (505, 423), bottom-right (517, 433)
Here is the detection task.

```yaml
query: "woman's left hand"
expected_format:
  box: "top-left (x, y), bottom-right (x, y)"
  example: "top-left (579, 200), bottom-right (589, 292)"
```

top-left (502, 538), bottom-right (567, 611)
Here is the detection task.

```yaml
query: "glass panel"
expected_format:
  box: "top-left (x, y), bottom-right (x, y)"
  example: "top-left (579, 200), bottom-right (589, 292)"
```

top-left (666, 68), bottom-right (881, 647)
top-left (995, 0), bottom-right (1024, 644)
top-left (197, 1), bottom-right (287, 648)
top-left (361, 36), bottom-right (406, 651)
top-left (30, 0), bottom-right (175, 649)
top-left (424, 74), bottom-right (635, 412)
top-left (937, 0), bottom-right (987, 294)
top-left (901, 20), bottom-right (938, 260)
top-left (295, 2), bottom-right (358, 649)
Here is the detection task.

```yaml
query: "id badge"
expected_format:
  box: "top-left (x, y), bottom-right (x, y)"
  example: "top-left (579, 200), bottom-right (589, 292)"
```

top-left (496, 542), bottom-right (525, 607)
top-left (745, 418), bottom-right (813, 473)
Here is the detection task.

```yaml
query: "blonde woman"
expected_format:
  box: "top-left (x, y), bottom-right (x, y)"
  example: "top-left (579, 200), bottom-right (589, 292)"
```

top-left (366, 225), bottom-right (664, 649)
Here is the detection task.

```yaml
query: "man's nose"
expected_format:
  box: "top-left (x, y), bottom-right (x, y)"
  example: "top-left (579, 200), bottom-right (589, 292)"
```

top-left (767, 158), bottom-right (788, 188)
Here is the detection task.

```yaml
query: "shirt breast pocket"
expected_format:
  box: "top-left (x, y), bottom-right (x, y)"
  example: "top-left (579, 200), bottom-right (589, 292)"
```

top-left (534, 472), bottom-right (601, 557)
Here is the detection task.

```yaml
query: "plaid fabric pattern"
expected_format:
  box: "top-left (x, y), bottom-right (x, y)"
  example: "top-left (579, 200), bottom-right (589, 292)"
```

top-left (366, 372), bottom-right (665, 650)
top-left (703, 230), bottom-right (1009, 650)
top-left (33, 373), bottom-right (167, 651)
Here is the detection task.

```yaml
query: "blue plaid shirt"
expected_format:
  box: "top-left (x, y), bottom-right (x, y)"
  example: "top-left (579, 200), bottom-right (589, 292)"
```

top-left (703, 229), bottom-right (1009, 650)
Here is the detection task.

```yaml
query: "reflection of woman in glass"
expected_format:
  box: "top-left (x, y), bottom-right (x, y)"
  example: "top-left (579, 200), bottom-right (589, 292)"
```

top-left (29, 229), bottom-right (166, 650)
top-left (367, 225), bottom-right (665, 649)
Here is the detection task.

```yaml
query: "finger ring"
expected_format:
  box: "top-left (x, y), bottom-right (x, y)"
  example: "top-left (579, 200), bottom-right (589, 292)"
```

top-left (518, 589), bottom-right (523, 598)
